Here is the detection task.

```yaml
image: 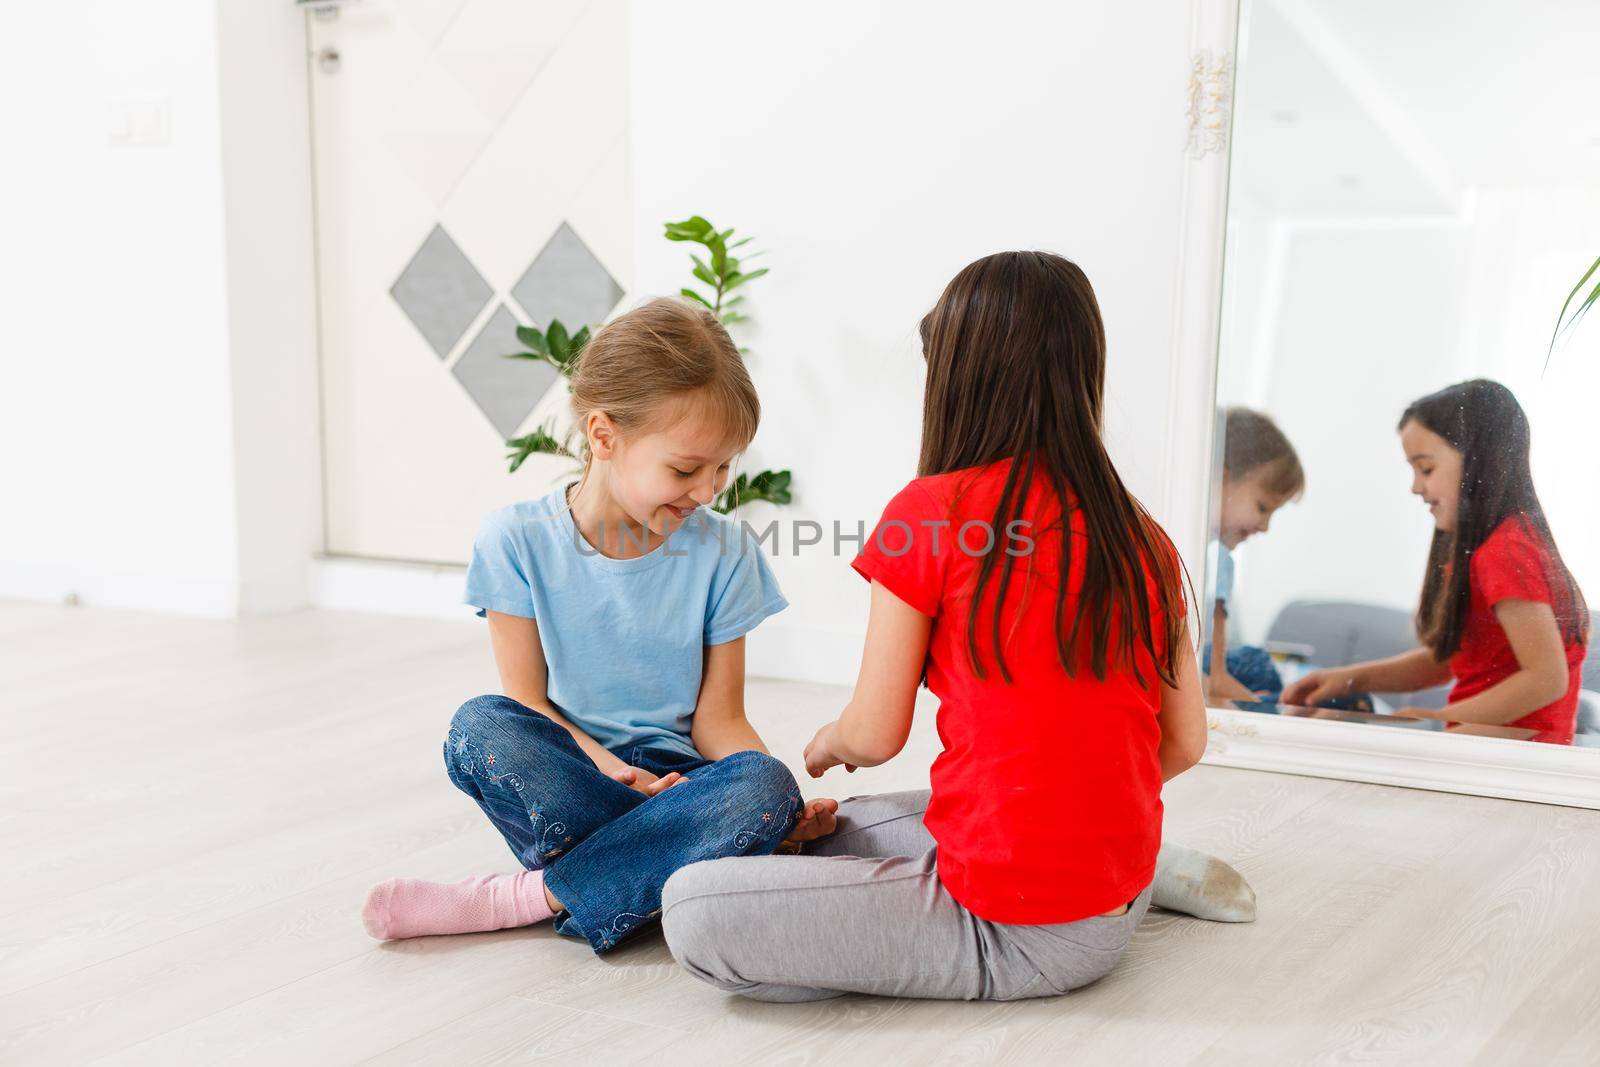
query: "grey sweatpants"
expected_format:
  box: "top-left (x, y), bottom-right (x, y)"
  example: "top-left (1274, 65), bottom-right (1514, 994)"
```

top-left (661, 789), bottom-right (1153, 1002)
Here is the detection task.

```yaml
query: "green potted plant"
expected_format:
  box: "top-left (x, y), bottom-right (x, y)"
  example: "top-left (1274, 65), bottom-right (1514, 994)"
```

top-left (504, 216), bottom-right (793, 515)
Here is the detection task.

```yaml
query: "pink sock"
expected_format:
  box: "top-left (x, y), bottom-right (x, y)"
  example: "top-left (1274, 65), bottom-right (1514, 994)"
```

top-left (361, 870), bottom-right (555, 940)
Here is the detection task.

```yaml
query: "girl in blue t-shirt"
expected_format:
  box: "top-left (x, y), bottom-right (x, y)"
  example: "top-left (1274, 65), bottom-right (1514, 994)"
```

top-left (1204, 407), bottom-right (1305, 701)
top-left (360, 297), bottom-right (837, 953)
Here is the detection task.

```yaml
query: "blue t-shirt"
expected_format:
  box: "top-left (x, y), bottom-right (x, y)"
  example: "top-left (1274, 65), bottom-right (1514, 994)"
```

top-left (463, 482), bottom-right (788, 757)
top-left (1209, 539), bottom-right (1235, 612)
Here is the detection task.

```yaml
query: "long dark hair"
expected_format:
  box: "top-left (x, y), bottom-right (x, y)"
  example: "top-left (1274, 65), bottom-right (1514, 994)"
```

top-left (918, 251), bottom-right (1187, 687)
top-left (1400, 378), bottom-right (1588, 659)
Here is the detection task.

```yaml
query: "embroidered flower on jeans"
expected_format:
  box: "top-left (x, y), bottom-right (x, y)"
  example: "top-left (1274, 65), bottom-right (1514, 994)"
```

top-left (734, 796), bottom-right (800, 849)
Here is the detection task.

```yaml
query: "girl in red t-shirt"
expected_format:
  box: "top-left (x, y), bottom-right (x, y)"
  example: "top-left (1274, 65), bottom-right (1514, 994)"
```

top-left (661, 251), bottom-right (1241, 1003)
top-left (1283, 379), bottom-right (1589, 745)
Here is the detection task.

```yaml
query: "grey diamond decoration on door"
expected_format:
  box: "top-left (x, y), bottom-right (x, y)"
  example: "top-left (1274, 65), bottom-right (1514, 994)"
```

top-left (510, 222), bottom-right (624, 333)
top-left (451, 303), bottom-right (559, 438)
top-left (390, 224), bottom-right (493, 359)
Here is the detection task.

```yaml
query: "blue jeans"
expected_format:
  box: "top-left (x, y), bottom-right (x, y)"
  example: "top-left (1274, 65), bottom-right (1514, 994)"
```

top-left (1200, 644), bottom-right (1284, 697)
top-left (443, 694), bottom-right (802, 953)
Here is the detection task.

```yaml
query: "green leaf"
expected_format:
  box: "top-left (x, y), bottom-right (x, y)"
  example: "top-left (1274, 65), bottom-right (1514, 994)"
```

top-left (569, 325), bottom-right (591, 360)
top-left (690, 254), bottom-right (720, 288)
top-left (680, 288), bottom-right (714, 309)
top-left (729, 236), bottom-right (754, 249)
top-left (713, 468), bottom-right (794, 514)
top-left (721, 295), bottom-right (747, 309)
top-left (1549, 253), bottom-right (1600, 362)
top-left (1561, 282), bottom-right (1600, 354)
top-left (719, 311), bottom-right (746, 325)
top-left (664, 215), bottom-right (715, 242)
top-left (666, 217), bottom-right (708, 238)
top-left (515, 325), bottom-right (547, 353)
top-left (1575, 280), bottom-right (1600, 322)
top-left (723, 266), bottom-right (768, 292)
top-left (504, 422), bottom-right (572, 474)
top-left (547, 320), bottom-right (570, 362)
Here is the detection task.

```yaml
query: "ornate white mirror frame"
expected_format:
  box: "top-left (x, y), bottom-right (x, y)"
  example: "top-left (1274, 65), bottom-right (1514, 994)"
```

top-left (1167, 0), bottom-right (1600, 809)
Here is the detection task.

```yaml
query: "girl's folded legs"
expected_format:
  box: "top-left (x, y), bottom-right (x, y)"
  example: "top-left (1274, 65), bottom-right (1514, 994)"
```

top-left (363, 696), bottom-right (801, 949)
top-left (806, 792), bottom-right (1256, 924)
top-left (362, 869), bottom-right (558, 940)
top-left (360, 825), bottom-right (1255, 943)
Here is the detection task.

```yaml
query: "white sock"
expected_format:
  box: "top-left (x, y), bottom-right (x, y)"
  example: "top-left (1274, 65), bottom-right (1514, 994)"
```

top-left (1152, 842), bottom-right (1257, 922)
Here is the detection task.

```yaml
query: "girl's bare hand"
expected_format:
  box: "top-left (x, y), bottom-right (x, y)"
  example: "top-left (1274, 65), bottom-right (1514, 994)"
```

top-left (1281, 668), bottom-right (1354, 708)
top-left (609, 766), bottom-right (686, 797)
top-left (1390, 706), bottom-right (1439, 721)
top-left (802, 723), bottom-right (855, 779)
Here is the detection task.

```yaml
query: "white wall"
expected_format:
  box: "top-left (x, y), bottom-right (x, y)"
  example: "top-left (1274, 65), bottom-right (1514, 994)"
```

top-left (1220, 193), bottom-right (1600, 644)
top-left (1, 0), bottom-right (1217, 665)
top-left (0, 1), bottom-right (318, 615)
top-left (630, 1), bottom-right (1201, 682)
top-left (0, 0), bottom-right (238, 613)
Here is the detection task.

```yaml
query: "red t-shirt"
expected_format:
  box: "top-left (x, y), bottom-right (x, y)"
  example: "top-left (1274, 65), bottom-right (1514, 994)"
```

top-left (1448, 515), bottom-right (1588, 745)
top-left (851, 457), bottom-right (1180, 924)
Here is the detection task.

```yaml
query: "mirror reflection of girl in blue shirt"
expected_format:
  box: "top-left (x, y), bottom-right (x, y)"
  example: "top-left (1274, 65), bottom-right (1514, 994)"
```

top-left (1204, 408), bottom-right (1305, 701)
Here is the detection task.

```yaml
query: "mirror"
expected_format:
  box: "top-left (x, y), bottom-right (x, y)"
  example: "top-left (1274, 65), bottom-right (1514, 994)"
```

top-left (1207, 0), bottom-right (1600, 747)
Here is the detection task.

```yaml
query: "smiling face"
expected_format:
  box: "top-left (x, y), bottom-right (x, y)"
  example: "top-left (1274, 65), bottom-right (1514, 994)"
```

top-left (587, 393), bottom-right (741, 537)
top-left (1400, 419), bottom-right (1464, 532)
top-left (1218, 467), bottom-right (1294, 550)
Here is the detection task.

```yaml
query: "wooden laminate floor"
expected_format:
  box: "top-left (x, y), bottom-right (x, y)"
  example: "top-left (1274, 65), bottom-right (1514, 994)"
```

top-left (2, 603), bottom-right (1598, 1065)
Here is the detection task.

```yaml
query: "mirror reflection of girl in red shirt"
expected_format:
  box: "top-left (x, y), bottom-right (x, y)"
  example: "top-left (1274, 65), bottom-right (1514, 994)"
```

top-left (1284, 379), bottom-right (1589, 745)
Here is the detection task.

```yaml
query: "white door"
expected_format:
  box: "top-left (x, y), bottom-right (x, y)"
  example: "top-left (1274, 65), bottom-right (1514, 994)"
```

top-left (307, 0), bottom-right (631, 563)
